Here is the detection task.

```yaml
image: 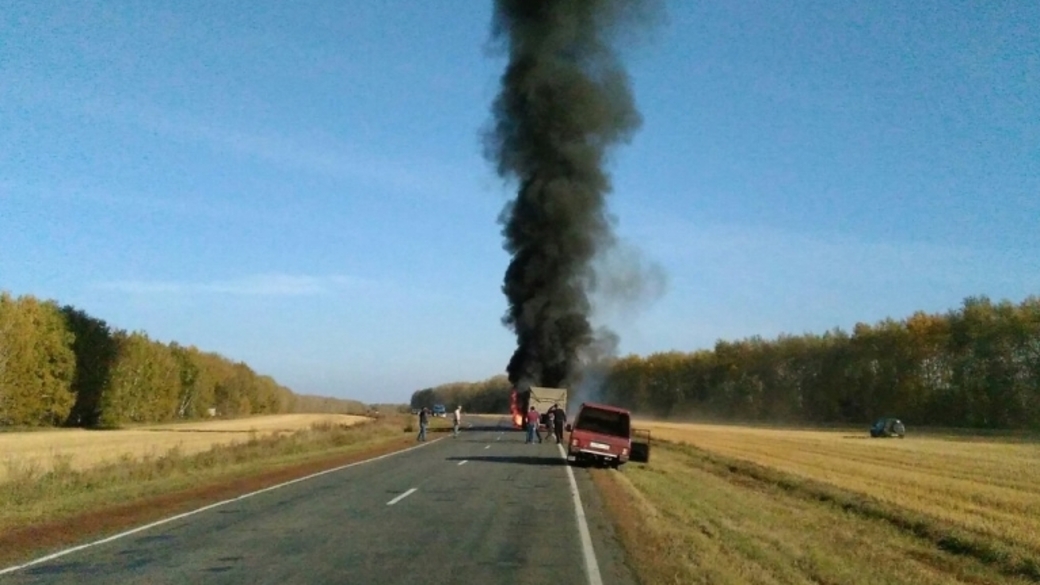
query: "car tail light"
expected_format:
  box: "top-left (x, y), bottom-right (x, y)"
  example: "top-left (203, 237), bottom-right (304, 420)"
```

top-left (571, 438), bottom-right (579, 447)
top-left (621, 448), bottom-right (628, 456)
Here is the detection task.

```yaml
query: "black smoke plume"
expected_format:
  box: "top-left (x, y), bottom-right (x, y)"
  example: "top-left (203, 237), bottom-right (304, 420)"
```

top-left (485, 0), bottom-right (653, 388)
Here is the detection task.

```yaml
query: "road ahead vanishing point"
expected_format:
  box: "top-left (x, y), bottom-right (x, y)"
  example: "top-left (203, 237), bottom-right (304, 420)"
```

top-left (2, 417), bottom-right (636, 585)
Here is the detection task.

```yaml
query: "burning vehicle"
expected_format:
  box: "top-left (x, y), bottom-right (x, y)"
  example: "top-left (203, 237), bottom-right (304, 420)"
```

top-left (510, 386), bottom-right (568, 429)
top-left (489, 0), bottom-right (656, 472)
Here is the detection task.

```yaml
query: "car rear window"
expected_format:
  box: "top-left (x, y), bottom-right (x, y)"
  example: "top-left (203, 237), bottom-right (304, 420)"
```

top-left (574, 407), bottom-right (630, 438)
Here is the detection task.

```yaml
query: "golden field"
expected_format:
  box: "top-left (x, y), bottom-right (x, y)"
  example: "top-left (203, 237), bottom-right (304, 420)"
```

top-left (0, 415), bottom-right (412, 542)
top-left (596, 421), bottom-right (1040, 585)
top-left (0, 414), bottom-right (368, 481)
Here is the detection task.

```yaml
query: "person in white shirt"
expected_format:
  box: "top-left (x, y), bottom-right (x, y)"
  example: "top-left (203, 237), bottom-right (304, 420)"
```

top-left (452, 406), bottom-right (462, 437)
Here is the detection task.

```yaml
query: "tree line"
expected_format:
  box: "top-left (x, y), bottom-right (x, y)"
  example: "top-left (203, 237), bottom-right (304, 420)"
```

top-left (412, 295), bottom-right (1040, 430)
top-left (410, 375), bottom-right (512, 414)
top-left (600, 296), bottom-right (1040, 430)
top-left (0, 291), bottom-right (364, 428)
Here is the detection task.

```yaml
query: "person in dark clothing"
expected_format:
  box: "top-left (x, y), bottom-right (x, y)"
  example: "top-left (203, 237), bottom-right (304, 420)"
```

top-left (417, 407), bottom-right (430, 442)
top-left (551, 403), bottom-right (567, 445)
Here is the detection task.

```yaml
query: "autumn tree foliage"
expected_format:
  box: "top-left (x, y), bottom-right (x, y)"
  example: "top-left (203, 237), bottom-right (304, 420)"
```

top-left (291, 394), bottom-right (367, 415)
top-left (0, 293), bottom-right (75, 426)
top-left (0, 291), bottom-right (357, 428)
top-left (413, 296), bottom-right (1040, 430)
top-left (62, 306), bottom-right (118, 427)
top-left (410, 375), bottom-right (512, 414)
top-left (598, 296), bottom-right (1040, 430)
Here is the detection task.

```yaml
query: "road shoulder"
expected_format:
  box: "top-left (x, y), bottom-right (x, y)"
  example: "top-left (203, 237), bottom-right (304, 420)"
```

top-left (0, 435), bottom-right (420, 569)
top-left (572, 462), bottom-right (641, 585)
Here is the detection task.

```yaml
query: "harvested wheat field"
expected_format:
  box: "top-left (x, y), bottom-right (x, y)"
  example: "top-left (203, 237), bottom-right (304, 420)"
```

top-left (0, 414), bottom-right (368, 482)
top-left (599, 421), bottom-right (1040, 585)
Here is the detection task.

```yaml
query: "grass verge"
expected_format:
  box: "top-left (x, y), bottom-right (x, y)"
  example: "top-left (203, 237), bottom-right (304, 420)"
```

top-left (0, 415), bottom-right (420, 566)
top-left (593, 440), bottom-right (1040, 585)
top-left (0, 414), bottom-right (369, 481)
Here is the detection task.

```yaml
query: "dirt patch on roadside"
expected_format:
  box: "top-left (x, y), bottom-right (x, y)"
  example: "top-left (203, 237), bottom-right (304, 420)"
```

top-left (0, 436), bottom-right (415, 568)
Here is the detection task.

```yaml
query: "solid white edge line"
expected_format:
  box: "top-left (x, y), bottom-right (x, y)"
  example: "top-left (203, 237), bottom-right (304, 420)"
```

top-left (558, 443), bottom-right (604, 585)
top-left (0, 437), bottom-right (445, 577)
top-left (457, 460), bottom-right (468, 466)
top-left (385, 487), bottom-right (418, 506)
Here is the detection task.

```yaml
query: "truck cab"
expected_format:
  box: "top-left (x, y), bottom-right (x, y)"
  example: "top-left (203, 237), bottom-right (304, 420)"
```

top-left (566, 402), bottom-right (635, 468)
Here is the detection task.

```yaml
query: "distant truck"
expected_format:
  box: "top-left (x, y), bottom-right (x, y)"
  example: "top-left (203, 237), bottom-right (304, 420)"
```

top-left (432, 404), bottom-right (447, 418)
top-left (565, 402), bottom-right (651, 468)
top-left (511, 386), bottom-right (568, 429)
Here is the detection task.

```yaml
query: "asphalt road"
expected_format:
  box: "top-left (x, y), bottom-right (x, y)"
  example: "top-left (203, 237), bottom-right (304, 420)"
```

top-left (2, 416), bottom-right (637, 585)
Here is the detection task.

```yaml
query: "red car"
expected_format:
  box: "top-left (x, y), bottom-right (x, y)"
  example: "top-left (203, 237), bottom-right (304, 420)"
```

top-left (566, 402), bottom-right (649, 468)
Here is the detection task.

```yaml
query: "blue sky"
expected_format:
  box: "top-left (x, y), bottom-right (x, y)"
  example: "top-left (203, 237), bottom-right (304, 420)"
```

top-left (2, 1), bottom-right (1037, 403)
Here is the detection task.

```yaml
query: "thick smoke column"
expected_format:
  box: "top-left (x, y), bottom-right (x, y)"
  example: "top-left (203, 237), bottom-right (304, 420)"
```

top-left (486, 0), bottom-right (648, 388)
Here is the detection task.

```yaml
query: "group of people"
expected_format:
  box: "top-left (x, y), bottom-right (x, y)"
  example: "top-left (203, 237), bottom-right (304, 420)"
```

top-left (525, 403), bottom-right (566, 445)
top-left (415, 405), bottom-right (463, 442)
top-left (415, 403), bottom-right (568, 445)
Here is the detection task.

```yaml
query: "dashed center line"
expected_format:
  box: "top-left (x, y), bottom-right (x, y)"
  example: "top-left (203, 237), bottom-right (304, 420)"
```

top-left (484, 444), bottom-right (490, 449)
top-left (386, 488), bottom-right (418, 506)
top-left (457, 460), bottom-right (468, 466)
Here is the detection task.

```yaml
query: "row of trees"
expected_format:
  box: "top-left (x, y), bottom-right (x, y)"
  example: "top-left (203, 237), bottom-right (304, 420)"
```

top-left (410, 375), bottom-right (512, 414)
top-left (0, 291), bottom-right (363, 428)
top-left (293, 394), bottom-right (367, 415)
top-left (412, 296), bottom-right (1040, 430)
top-left (600, 296), bottom-right (1040, 429)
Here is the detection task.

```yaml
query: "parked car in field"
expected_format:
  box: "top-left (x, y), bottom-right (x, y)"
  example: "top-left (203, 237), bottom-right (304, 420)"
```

top-left (870, 417), bottom-right (906, 438)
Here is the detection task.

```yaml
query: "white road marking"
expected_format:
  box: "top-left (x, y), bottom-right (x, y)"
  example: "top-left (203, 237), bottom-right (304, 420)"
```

top-left (457, 460), bottom-right (468, 466)
top-left (386, 487), bottom-right (418, 506)
top-left (0, 437), bottom-right (445, 577)
top-left (558, 443), bottom-right (603, 585)
top-left (484, 444), bottom-right (490, 449)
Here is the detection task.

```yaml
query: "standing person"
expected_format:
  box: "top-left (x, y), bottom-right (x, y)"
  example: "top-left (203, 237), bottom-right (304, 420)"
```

top-left (452, 406), bottom-right (462, 438)
top-left (546, 407), bottom-right (556, 443)
top-left (552, 403), bottom-right (567, 445)
top-left (417, 407), bottom-right (429, 442)
top-left (526, 406), bottom-right (541, 444)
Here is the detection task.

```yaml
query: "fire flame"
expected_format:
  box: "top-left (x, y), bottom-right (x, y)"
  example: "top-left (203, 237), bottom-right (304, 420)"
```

top-left (509, 388), bottom-right (523, 428)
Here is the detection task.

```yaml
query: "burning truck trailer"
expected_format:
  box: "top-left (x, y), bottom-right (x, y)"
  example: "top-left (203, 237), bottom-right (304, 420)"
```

top-left (509, 386), bottom-right (568, 430)
top-left (488, 0), bottom-right (658, 467)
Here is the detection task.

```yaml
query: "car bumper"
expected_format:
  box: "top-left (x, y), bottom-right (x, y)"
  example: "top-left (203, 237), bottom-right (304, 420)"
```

top-left (569, 448), bottom-right (627, 461)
